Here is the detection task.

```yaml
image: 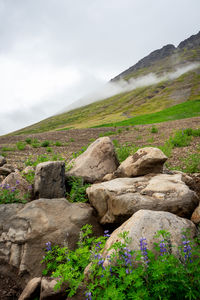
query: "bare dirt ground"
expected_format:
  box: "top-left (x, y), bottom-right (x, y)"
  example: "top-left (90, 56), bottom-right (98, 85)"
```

top-left (0, 117), bottom-right (199, 170)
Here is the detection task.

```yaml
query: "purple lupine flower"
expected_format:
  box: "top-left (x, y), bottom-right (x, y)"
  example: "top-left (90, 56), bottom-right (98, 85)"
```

top-left (159, 239), bottom-right (167, 256)
top-left (16, 180), bottom-right (20, 185)
top-left (104, 230), bottom-right (110, 238)
top-left (45, 241), bottom-right (52, 252)
top-left (85, 291), bottom-right (92, 300)
top-left (139, 237), bottom-right (149, 264)
top-left (182, 235), bottom-right (192, 262)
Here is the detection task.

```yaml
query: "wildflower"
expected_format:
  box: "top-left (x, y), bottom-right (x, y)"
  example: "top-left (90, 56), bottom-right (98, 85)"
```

top-left (104, 230), bottom-right (110, 238)
top-left (159, 239), bottom-right (167, 256)
top-left (85, 291), bottom-right (92, 300)
top-left (140, 237), bottom-right (149, 264)
top-left (45, 242), bottom-right (52, 252)
top-left (16, 180), bottom-right (20, 185)
top-left (182, 235), bottom-right (192, 262)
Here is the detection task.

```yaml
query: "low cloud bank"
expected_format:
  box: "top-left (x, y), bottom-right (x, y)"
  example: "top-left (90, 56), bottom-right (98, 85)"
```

top-left (66, 62), bottom-right (200, 111)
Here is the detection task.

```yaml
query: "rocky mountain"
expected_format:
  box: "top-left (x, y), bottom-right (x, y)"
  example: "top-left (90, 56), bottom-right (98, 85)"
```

top-left (7, 31), bottom-right (200, 135)
top-left (112, 31), bottom-right (200, 81)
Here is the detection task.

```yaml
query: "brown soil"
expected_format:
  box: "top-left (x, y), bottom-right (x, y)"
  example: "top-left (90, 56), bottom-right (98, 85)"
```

top-left (0, 117), bottom-right (199, 170)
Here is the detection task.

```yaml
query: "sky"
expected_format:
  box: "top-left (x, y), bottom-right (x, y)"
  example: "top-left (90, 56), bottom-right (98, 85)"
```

top-left (0, 0), bottom-right (199, 135)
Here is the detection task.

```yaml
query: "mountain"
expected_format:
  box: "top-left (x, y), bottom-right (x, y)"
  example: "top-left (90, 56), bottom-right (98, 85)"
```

top-left (12, 31), bottom-right (200, 135)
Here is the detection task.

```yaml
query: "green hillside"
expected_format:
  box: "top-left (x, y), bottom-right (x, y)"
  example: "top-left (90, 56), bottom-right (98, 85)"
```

top-left (10, 31), bottom-right (200, 135)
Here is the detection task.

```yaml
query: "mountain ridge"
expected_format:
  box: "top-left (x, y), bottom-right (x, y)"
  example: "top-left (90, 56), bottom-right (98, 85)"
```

top-left (5, 30), bottom-right (200, 135)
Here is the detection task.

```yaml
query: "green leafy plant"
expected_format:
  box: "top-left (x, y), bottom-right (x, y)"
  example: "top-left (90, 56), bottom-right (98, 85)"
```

top-left (0, 182), bottom-right (28, 204)
top-left (66, 176), bottom-right (90, 203)
top-left (1, 146), bottom-right (15, 152)
top-left (54, 141), bottom-right (62, 147)
top-left (151, 125), bottom-right (158, 133)
top-left (115, 143), bottom-right (139, 162)
top-left (46, 147), bottom-right (52, 153)
top-left (25, 137), bottom-right (32, 144)
top-left (22, 169), bottom-right (35, 184)
top-left (169, 130), bottom-right (192, 147)
top-left (16, 141), bottom-right (26, 151)
top-left (86, 230), bottom-right (200, 300)
top-left (41, 140), bottom-right (50, 147)
top-left (25, 153), bottom-right (64, 167)
top-left (42, 226), bottom-right (200, 300)
top-left (41, 225), bottom-right (108, 297)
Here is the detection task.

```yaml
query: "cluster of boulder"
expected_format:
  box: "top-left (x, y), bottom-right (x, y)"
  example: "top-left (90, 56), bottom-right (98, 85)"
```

top-left (0, 136), bottom-right (199, 299)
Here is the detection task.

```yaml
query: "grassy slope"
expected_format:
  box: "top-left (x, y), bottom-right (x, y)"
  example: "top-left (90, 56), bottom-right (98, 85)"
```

top-left (11, 47), bottom-right (200, 135)
top-left (93, 99), bottom-right (200, 127)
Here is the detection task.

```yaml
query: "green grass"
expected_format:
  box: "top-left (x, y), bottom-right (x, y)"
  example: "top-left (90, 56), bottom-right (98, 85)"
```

top-left (94, 99), bottom-right (200, 127)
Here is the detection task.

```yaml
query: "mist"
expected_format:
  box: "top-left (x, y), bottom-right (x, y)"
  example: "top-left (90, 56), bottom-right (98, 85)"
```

top-left (65, 62), bottom-right (200, 112)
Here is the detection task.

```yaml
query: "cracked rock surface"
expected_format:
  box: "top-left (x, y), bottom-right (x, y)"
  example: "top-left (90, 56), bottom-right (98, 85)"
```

top-left (0, 198), bottom-right (102, 286)
top-left (87, 173), bottom-right (199, 224)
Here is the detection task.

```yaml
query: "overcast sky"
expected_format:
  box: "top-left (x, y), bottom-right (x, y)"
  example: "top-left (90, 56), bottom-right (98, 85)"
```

top-left (0, 0), bottom-right (199, 135)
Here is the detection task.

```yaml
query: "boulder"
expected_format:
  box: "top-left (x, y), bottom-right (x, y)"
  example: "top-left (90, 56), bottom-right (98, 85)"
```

top-left (19, 277), bottom-right (41, 300)
top-left (67, 137), bottom-right (119, 183)
top-left (0, 198), bottom-right (102, 285)
top-left (0, 155), bottom-right (6, 167)
top-left (102, 210), bottom-right (196, 262)
top-left (3, 164), bottom-right (16, 173)
top-left (0, 167), bottom-right (12, 176)
top-left (34, 161), bottom-right (66, 199)
top-left (40, 277), bottom-right (67, 300)
top-left (1, 171), bottom-right (31, 199)
top-left (115, 147), bottom-right (167, 177)
top-left (191, 203), bottom-right (200, 224)
top-left (87, 173), bottom-right (198, 224)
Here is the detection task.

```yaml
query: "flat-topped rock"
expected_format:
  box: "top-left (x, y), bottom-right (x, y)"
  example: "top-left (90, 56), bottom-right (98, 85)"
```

top-left (115, 147), bottom-right (167, 177)
top-left (87, 173), bottom-right (198, 224)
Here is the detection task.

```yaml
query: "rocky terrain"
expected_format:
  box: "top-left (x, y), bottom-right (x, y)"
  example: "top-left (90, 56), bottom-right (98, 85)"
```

top-left (0, 124), bottom-right (199, 299)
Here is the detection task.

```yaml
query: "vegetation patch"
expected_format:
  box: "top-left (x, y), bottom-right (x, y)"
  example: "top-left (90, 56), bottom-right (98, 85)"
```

top-left (66, 176), bottom-right (90, 203)
top-left (94, 99), bottom-right (200, 128)
top-left (42, 225), bottom-right (200, 299)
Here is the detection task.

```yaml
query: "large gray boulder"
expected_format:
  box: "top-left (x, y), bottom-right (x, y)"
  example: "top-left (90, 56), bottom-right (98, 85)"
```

top-left (34, 161), bottom-right (66, 198)
top-left (87, 173), bottom-right (198, 224)
top-left (115, 147), bottom-right (167, 177)
top-left (0, 198), bottom-right (102, 286)
top-left (102, 210), bottom-right (196, 262)
top-left (66, 137), bottom-right (119, 183)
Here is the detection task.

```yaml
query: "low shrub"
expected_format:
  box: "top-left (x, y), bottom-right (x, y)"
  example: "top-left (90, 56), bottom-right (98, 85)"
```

top-left (25, 137), bottom-right (32, 144)
top-left (115, 143), bottom-right (139, 162)
top-left (150, 125), bottom-right (158, 133)
top-left (16, 141), bottom-right (26, 151)
top-left (66, 176), bottom-right (90, 203)
top-left (0, 182), bottom-right (28, 204)
top-left (54, 141), bottom-right (62, 147)
top-left (25, 153), bottom-right (64, 167)
top-left (42, 226), bottom-right (200, 300)
top-left (41, 140), bottom-right (50, 147)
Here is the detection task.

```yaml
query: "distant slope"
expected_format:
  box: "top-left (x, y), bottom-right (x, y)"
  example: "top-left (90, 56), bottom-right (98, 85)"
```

top-left (11, 31), bottom-right (200, 135)
top-left (93, 99), bottom-right (200, 127)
